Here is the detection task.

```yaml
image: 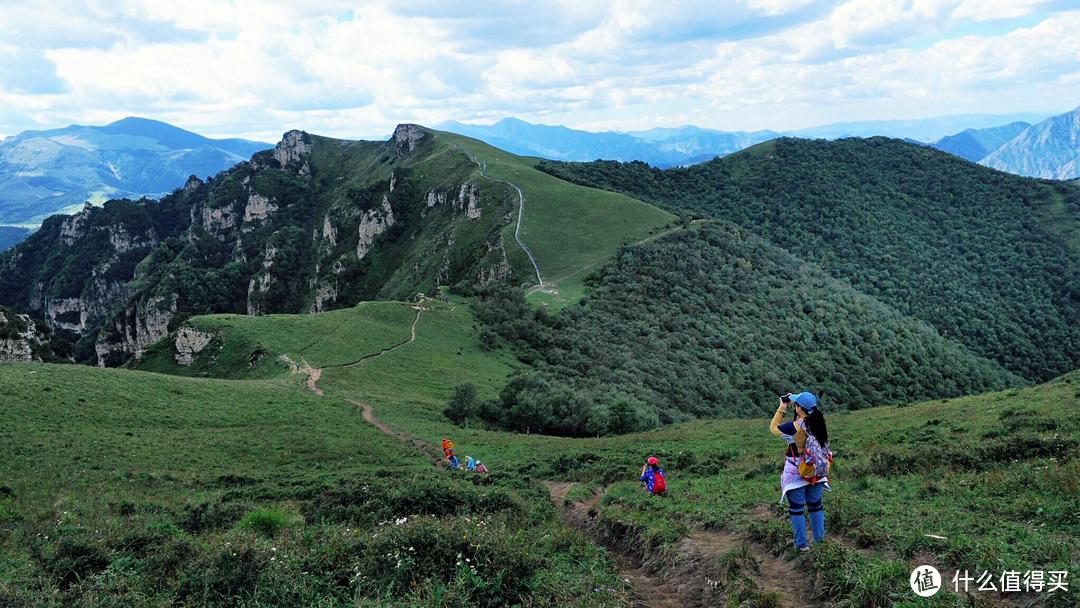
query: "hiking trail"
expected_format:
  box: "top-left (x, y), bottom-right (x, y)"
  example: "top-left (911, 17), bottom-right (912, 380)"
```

top-left (544, 482), bottom-right (825, 608)
top-left (471, 158), bottom-right (542, 285)
top-left (438, 134), bottom-right (543, 286)
top-left (296, 299), bottom-right (823, 607)
top-left (299, 302), bottom-right (441, 461)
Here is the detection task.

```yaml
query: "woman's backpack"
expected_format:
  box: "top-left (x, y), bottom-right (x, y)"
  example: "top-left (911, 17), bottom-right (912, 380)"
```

top-left (652, 470), bottom-right (667, 494)
top-left (798, 424), bottom-right (833, 482)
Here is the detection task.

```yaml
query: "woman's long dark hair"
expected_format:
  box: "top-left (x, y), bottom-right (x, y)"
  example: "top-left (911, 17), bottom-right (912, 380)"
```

top-left (803, 409), bottom-right (828, 445)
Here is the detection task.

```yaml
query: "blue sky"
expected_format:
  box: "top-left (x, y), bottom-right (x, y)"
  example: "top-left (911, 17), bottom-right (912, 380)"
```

top-left (1, 0), bottom-right (1078, 141)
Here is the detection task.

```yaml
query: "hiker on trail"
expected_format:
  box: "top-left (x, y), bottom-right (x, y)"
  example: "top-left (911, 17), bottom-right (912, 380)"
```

top-left (475, 460), bottom-right (489, 474)
top-left (442, 437), bottom-right (454, 459)
top-left (639, 456), bottom-right (667, 495)
top-left (770, 391), bottom-right (832, 552)
top-left (447, 453), bottom-right (461, 469)
top-left (465, 455), bottom-right (476, 471)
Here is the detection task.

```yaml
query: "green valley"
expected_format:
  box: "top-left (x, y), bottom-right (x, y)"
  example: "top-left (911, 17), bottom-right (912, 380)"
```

top-left (5, 292), bottom-right (1076, 606)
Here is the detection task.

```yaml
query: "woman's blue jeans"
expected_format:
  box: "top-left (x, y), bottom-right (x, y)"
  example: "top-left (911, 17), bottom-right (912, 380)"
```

top-left (786, 483), bottom-right (825, 548)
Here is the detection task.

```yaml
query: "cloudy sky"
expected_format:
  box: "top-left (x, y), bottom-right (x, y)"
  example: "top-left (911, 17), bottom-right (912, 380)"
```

top-left (1, 0), bottom-right (1078, 141)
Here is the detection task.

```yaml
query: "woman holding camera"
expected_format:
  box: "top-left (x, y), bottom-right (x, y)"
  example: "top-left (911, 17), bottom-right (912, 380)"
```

top-left (769, 391), bottom-right (832, 552)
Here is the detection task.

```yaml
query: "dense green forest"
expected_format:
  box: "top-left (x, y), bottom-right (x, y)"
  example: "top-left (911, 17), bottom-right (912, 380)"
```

top-left (449, 223), bottom-right (1020, 436)
top-left (538, 137), bottom-right (1080, 382)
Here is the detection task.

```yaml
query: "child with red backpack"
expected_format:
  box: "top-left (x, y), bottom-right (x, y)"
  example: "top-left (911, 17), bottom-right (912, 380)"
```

top-left (639, 456), bottom-right (667, 495)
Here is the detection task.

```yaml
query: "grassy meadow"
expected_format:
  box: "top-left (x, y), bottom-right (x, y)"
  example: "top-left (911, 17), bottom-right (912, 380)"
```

top-left (0, 362), bottom-right (627, 607)
top-left (4, 295), bottom-right (1078, 606)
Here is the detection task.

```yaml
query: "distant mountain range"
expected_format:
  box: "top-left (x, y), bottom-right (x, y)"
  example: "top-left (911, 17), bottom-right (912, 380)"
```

top-left (0, 117), bottom-right (270, 225)
top-left (438, 118), bottom-right (779, 167)
top-left (980, 106), bottom-right (1080, 179)
top-left (4, 108), bottom-right (1077, 252)
top-left (437, 112), bottom-right (1050, 168)
top-left (930, 122), bottom-right (1032, 162)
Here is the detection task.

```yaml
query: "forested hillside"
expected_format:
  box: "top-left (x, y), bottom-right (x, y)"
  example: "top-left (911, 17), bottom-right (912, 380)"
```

top-left (452, 223), bottom-right (1019, 436)
top-left (538, 137), bottom-right (1080, 382)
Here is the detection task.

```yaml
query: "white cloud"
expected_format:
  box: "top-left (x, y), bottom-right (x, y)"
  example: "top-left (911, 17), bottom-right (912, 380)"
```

top-left (0, 0), bottom-right (1077, 140)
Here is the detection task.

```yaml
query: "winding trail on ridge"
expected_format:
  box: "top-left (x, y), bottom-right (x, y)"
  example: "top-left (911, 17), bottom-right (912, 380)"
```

top-left (473, 159), bottom-right (544, 287)
top-left (300, 304), bottom-right (441, 460)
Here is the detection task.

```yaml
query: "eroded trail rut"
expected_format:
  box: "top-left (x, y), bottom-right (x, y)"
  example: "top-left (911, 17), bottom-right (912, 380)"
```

top-left (544, 482), bottom-right (824, 608)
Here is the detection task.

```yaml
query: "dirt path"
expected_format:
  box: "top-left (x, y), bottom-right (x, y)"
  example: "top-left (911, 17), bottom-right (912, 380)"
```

top-left (471, 158), bottom-right (543, 286)
top-left (545, 482), bottom-right (824, 608)
top-left (544, 482), bottom-right (693, 608)
top-left (322, 306), bottom-right (422, 369)
top-left (299, 304), bottom-right (442, 462)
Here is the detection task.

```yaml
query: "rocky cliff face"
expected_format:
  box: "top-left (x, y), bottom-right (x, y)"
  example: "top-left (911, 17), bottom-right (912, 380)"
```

top-left (0, 306), bottom-right (67, 363)
top-left (10, 199), bottom-right (162, 340)
top-left (356, 196), bottom-right (396, 260)
top-left (95, 294), bottom-right (176, 367)
top-left (0, 124), bottom-right (524, 366)
top-left (393, 124), bottom-right (426, 153)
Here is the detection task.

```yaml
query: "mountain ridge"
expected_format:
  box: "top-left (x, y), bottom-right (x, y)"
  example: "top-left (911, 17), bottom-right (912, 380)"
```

top-left (536, 136), bottom-right (1080, 382)
top-left (931, 121), bottom-right (1031, 162)
top-left (0, 125), bottom-right (528, 364)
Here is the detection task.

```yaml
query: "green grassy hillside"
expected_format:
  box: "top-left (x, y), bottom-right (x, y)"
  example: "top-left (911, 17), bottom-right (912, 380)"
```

top-left (125, 297), bottom-right (1077, 606)
top-left (5, 286), bottom-right (1077, 605)
top-left (435, 130), bottom-right (676, 309)
top-left (135, 301), bottom-right (419, 378)
top-left (0, 362), bottom-right (626, 607)
top-left (538, 138), bottom-right (1080, 381)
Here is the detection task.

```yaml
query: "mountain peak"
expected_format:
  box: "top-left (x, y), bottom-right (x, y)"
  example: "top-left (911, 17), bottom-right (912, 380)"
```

top-left (272, 130), bottom-right (312, 169)
top-left (392, 123), bottom-right (427, 152)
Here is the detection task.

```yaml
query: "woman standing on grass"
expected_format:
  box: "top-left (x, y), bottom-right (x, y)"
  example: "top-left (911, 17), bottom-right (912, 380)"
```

top-left (769, 391), bottom-right (832, 552)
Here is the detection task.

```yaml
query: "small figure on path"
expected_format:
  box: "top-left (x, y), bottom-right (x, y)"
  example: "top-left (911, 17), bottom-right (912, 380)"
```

top-left (639, 456), bottom-right (667, 495)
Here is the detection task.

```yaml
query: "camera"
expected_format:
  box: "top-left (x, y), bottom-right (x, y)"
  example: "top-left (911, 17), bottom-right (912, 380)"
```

top-left (780, 393), bottom-right (792, 403)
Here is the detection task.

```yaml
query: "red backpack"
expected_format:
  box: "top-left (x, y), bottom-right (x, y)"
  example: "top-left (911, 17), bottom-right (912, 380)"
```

top-left (652, 471), bottom-right (667, 494)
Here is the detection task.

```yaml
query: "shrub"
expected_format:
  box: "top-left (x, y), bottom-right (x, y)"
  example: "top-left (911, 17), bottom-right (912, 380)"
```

top-left (238, 508), bottom-right (288, 538)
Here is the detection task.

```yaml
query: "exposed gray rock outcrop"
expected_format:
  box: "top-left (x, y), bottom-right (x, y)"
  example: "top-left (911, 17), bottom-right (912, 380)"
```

top-left (59, 204), bottom-right (93, 246)
top-left (273, 130), bottom-right (312, 176)
top-left (393, 124), bottom-right (426, 153)
top-left (357, 197), bottom-right (395, 260)
top-left (425, 183), bottom-right (482, 219)
top-left (183, 175), bottom-right (204, 192)
top-left (242, 192), bottom-right (276, 225)
top-left (174, 326), bottom-right (215, 365)
top-left (95, 294), bottom-right (176, 366)
top-left (0, 308), bottom-right (49, 363)
top-left (246, 243), bottom-right (279, 315)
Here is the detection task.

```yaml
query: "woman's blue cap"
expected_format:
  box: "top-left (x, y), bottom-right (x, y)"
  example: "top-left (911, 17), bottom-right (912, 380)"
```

top-left (792, 392), bottom-right (818, 410)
